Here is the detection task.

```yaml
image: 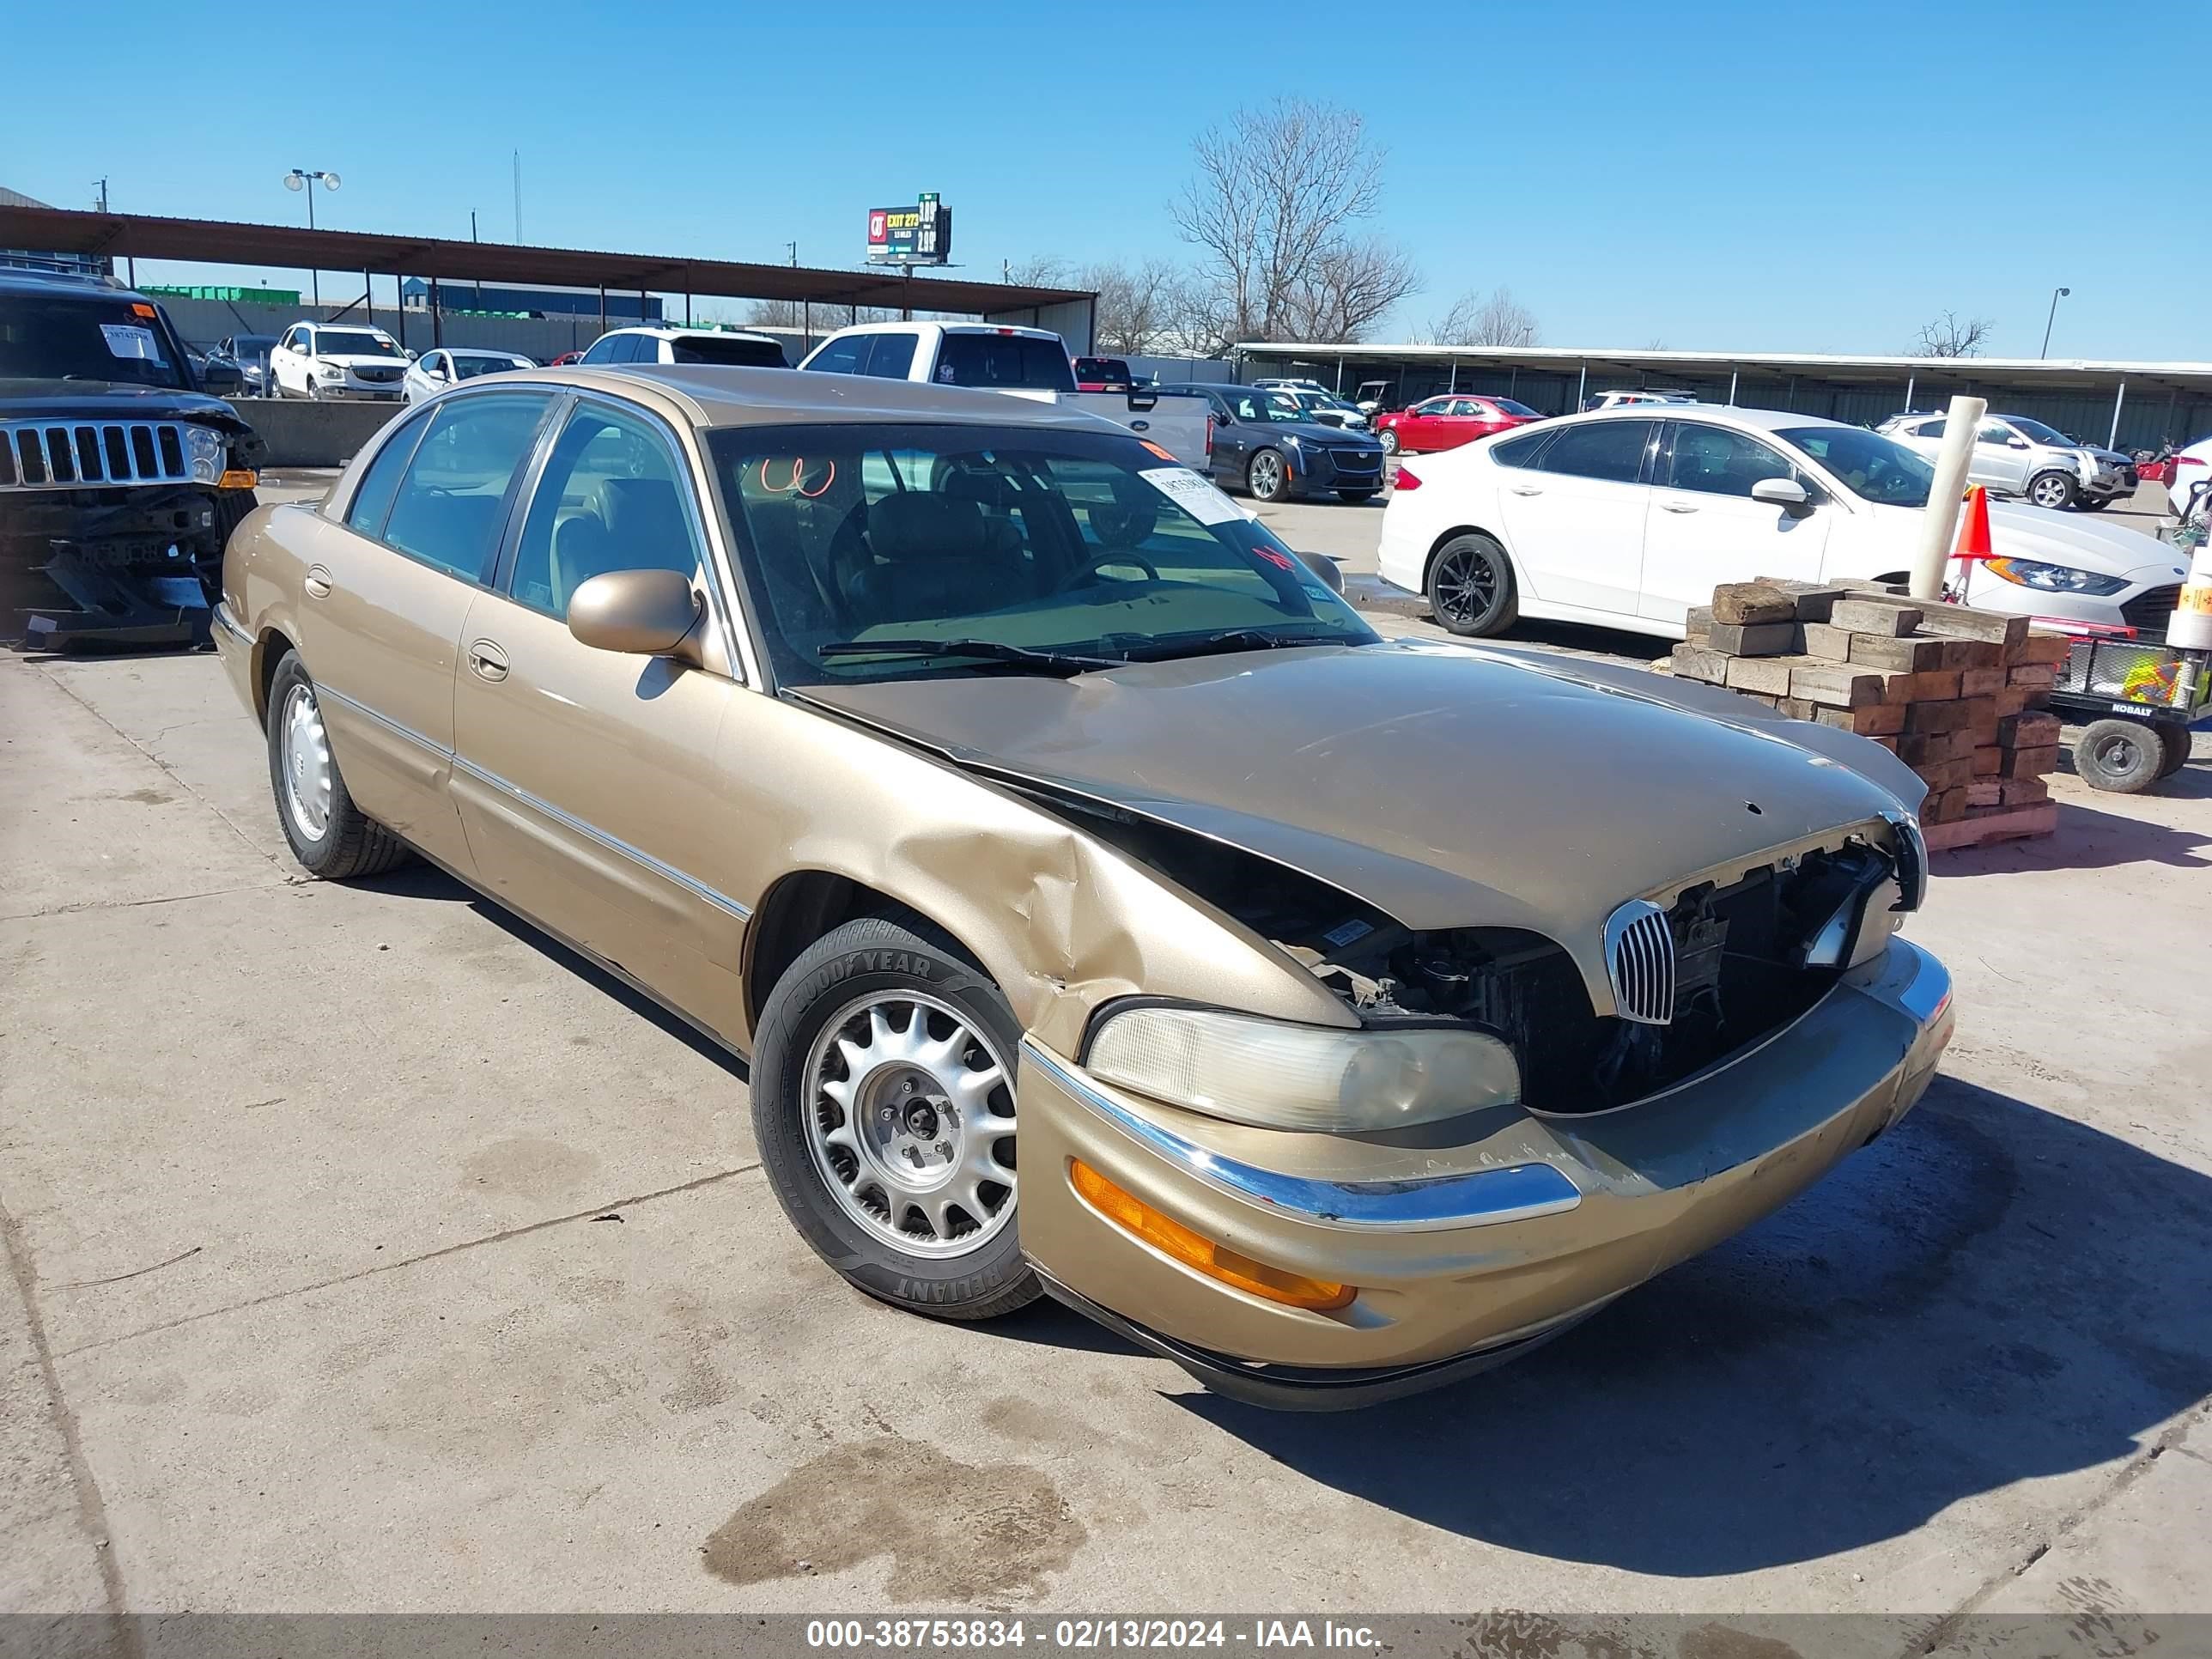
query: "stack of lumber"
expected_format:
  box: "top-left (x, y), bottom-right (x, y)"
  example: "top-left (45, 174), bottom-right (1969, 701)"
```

top-left (1662, 579), bottom-right (2069, 845)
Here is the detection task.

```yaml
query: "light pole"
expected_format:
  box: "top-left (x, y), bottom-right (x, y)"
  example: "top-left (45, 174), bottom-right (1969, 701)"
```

top-left (283, 168), bottom-right (340, 307)
top-left (2039, 286), bottom-right (2070, 360)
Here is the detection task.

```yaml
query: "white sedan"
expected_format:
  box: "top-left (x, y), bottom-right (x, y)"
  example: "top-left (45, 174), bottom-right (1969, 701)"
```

top-left (1376, 404), bottom-right (2191, 641)
top-left (403, 347), bottom-right (537, 403)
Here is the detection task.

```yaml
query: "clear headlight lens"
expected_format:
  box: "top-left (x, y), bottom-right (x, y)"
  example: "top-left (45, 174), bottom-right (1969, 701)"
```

top-left (1086, 1005), bottom-right (1519, 1132)
top-left (180, 423), bottom-right (225, 484)
top-left (316, 362), bottom-right (345, 379)
top-left (1983, 557), bottom-right (2125, 596)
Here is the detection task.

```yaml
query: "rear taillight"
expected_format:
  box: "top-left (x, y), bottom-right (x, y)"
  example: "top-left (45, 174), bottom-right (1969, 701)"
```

top-left (1205, 414), bottom-right (1215, 459)
top-left (1395, 467), bottom-right (1421, 491)
top-left (2181, 455), bottom-right (2207, 466)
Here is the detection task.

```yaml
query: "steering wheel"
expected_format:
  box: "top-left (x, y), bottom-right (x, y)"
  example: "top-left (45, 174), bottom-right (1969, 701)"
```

top-left (1063, 549), bottom-right (1161, 588)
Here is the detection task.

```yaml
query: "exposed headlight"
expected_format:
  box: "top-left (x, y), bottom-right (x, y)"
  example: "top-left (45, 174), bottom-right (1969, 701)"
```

top-left (1086, 1005), bottom-right (1520, 1132)
top-left (1983, 557), bottom-right (2125, 595)
top-left (316, 362), bottom-right (346, 379)
top-left (180, 423), bottom-right (225, 485)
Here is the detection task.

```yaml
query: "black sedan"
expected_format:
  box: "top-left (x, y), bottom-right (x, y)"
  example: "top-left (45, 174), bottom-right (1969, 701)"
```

top-left (1158, 382), bottom-right (1389, 504)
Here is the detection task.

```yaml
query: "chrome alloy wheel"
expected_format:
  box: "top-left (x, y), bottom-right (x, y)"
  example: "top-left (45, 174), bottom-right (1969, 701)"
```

top-left (277, 681), bottom-right (334, 841)
top-left (803, 991), bottom-right (1018, 1257)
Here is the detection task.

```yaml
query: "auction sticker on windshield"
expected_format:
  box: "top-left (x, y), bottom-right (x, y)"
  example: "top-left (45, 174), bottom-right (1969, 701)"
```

top-left (1139, 466), bottom-right (1244, 526)
top-left (100, 324), bottom-right (167, 363)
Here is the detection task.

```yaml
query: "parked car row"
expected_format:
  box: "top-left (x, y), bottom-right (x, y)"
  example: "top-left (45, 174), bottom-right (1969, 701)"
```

top-left (1374, 404), bottom-right (2190, 641)
top-left (1877, 410), bottom-right (2137, 512)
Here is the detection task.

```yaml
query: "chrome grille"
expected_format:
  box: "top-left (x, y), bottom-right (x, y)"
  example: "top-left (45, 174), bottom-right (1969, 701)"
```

top-left (351, 365), bottom-right (404, 383)
top-left (0, 419), bottom-right (191, 492)
top-left (1603, 899), bottom-right (1676, 1025)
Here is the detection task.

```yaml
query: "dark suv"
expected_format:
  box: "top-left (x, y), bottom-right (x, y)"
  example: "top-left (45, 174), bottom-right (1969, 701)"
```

top-left (1, 270), bottom-right (263, 647)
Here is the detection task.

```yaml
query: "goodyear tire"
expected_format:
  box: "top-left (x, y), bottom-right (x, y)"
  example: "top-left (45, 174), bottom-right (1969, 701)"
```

top-left (751, 915), bottom-right (1040, 1322)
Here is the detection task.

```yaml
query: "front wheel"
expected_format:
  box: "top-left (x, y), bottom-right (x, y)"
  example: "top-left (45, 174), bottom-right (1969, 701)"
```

top-left (2075, 718), bottom-right (2163, 793)
top-left (264, 653), bottom-right (412, 877)
top-left (750, 915), bottom-right (1038, 1322)
top-left (1427, 532), bottom-right (1519, 637)
top-left (2027, 470), bottom-right (2078, 510)
top-left (1246, 448), bottom-right (1291, 502)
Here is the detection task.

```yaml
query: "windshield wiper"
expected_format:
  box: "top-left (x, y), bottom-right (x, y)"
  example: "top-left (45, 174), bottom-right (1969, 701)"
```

top-left (816, 637), bottom-right (1125, 676)
top-left (1115, 628), bottom-right (1343, 663)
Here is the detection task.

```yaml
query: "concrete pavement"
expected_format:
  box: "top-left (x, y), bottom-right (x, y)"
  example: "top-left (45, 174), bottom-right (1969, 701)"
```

top-left (2, 641), bottom-right (2209, 1624)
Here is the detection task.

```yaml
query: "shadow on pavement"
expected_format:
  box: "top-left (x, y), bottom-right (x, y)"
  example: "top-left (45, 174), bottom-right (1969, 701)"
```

top-left (1170, 1076), bottom-right (2212, 1577)
top-left (1938, 798), bottom-right (2212, 875)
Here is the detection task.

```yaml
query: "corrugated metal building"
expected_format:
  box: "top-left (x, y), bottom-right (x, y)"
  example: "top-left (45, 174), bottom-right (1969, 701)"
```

top-left (1236, 343), bottom-right (2212, 453)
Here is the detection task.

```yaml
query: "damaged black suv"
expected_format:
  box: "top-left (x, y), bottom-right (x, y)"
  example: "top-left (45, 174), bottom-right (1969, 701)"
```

top-left (2, 270), bottom-right (264, 648)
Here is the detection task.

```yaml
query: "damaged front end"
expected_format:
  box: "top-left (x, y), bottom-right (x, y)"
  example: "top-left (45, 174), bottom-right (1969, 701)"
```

top-left (1, 416), bottom-right (261, 651)
top-left (995, 771), bottom-right (1919, 1116)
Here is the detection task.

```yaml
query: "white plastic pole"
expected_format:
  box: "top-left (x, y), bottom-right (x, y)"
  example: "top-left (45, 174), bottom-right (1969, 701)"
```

top-left (1910, 393), bottom-right (1986, 600)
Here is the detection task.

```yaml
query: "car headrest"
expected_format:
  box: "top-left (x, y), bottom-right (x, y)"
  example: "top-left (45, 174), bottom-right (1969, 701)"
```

top-left (866, 493), bottom-right (987, 563)
top-left (597, 477), bottom-right (691, 567)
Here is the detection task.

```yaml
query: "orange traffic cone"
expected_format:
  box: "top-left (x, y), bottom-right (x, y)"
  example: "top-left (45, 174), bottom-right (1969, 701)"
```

top-left (1954, 484), bottom-right (1994, 562)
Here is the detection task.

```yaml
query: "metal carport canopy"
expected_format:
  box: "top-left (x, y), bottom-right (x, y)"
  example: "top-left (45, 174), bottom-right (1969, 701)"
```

top-left (0, 204), bottom-right (1094, 315)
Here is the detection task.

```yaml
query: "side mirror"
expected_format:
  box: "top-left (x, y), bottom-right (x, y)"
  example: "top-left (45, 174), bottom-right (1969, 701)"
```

top-left (202, 360), bottom-right (244, 394)
top-left (1213, 410), bottom-right (1235, 426)
top-left (428, 364), bottom-right (449, 381)
top-left (2008, 438), bottom-right (2029, 449)
top-left (1751, 477), bottom-right (1811, 508)
top-left (568, 568), bottom-right (702, 659)
top-left (1291, 545), bottom-right (1346, 595)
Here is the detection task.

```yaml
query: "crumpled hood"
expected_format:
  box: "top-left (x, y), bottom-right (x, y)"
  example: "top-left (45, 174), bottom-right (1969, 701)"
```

top-left (0, 379), bottom-right (247, 429)
top-left (796, 641), bottom-right (1922, 944)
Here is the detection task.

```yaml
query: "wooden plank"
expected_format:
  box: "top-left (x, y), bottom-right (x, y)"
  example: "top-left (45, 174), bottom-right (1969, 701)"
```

top-left (1910, 669), bottom-right (1964, 701)
top-left (1724, 655), bottom-right (1797, 696)
top-left (1830, 599), bottom-right (1923, 636)
top-left (2001, 743), bottom-right (2062, 778)
top-left (1993, 684), bottom-right (2030, 717)
top-left (1960, 666), bottom-right (2007, 697)
top-left (1789, 662), bottom-right (1887, 708)
top-left (1998, 710), bottom-right (2063, 748)
top-left (1799, 622), bottom-right (1855, 661)
top-left (2000, 776), bottom-right (2052, 805)
top-left (1669, 645), bottom-right (1732, 684)
top-left (2013, 631), bottom-right (2075, 666)
top-left (2008, 664), bottom-right (2060, 688)
top-left (1708, 620), bottom-right (1800, 656)
top-left (1923, 800), bottom-right (2057, 851)
top-left (1848, 634), bottom-right (1950, 672)
top-left (1915, 605), bottom-right (2030, 649)
top-left (1940, 638), bottom-right (2003, 671)
top-left (1711, 581), bottom-right (1799, 625)
top-left (1905, 699), bottom-right (1971, 733)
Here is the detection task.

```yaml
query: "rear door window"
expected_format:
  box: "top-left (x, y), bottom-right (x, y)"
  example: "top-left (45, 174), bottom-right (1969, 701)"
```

top-left (1534, 419), bottom-right (1656, 483)
top-left (378, 392), bottom-right (553, 582)
top-left (862, 331), bottom-right (918, 380)
top-left (671, 334), bottom-right (787, 368)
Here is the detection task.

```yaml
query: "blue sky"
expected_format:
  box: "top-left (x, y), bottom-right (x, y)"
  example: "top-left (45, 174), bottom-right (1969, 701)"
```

top-left (7, 0), bottom-right (2205, 361)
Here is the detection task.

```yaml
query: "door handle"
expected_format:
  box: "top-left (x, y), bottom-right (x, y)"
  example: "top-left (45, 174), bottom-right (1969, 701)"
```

top-left (467, 640), bottom-right (509, 683)
top-left (1660, 502), bottom-right (1699, 514)
top-left (1508, 485), bottom-right (1543, 496)
top-left (303, 564), bottom-right (333, 599)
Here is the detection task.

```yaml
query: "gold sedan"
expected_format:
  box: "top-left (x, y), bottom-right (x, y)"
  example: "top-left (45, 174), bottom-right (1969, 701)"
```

top-left (215, 364), bottom-right (1953, 1407)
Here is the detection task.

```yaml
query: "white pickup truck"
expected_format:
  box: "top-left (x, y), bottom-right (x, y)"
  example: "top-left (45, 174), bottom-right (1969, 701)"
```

top-left (796, 321), bottom-right (1211, 466)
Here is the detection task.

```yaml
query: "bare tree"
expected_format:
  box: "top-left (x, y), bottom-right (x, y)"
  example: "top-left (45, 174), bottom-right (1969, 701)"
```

top-left (1171, 97), bottom-right (1395, 342)
top-left (1281, 238), bottom-right (1421, 343)
top-left (1912, 310), bottom-right (1993, 357)
top-left (1003, 254), bottom-right (1076, 287)
top-left (1082, 259), bottom-right (1183, 355)
top-left (1422, 286), bottom-right (1540, 347)
top-left (742, 296), bottom-right (896, 328)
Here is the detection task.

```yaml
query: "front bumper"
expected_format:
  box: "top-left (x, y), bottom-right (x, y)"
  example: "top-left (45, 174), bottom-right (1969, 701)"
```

top-left (1296, 445), bottom-right (1388, 494)
top-left (2, 484), bottom-right (242, 649)
top-left (1018, 936), bottom-right (1953, 1408)
top-left (319, 381), bottom-right (404, 400)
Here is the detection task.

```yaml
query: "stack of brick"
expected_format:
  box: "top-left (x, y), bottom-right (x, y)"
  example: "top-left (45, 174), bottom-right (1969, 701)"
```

top-left (1662, 579), bottom-right (2072, 836)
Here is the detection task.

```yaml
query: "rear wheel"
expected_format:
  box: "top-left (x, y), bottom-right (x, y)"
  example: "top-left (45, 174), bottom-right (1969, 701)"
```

top-left (1378, 428), bottom-right (1401, 455)
top-left (2075, 718), bottom-right (2163, 793)
top-left (750, 915), bottom-right (1037, 1322)
top-left (264, 653), bottom-right (412, 877)
top-left (1427, 532), bottom-right (1519, 637)
top-left (2027, 470), bottom-right (2078, 510)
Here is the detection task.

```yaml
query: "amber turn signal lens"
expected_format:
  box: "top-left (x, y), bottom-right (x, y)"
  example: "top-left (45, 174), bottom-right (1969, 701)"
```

top-left (217, 469), bottom-right (258, 489)
top-left (1069, 1160), bottom-right (1355, 1312)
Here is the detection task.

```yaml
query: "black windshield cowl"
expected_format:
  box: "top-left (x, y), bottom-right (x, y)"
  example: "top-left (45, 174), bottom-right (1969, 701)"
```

top-left (817, 638), bottom-right (1125, 677)
top-left (1113, 627), bottom-right (1356, 664)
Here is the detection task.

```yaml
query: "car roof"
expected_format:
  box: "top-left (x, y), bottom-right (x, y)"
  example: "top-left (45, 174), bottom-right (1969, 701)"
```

top-left (812, 320), bottom-right (1062, 342)
top-left (1559, 402), bottom-right (1849, 434)
top-left (446, 346), bottom-right (529, 357)
top-left (600, 325), bottom-right (781, 343)
top-left (518, 363), bottom-right (1136, 434)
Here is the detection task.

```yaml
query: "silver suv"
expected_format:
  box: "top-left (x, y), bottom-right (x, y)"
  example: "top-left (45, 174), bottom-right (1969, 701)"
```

top-left (1877, 410), bottom-right (2130, 512)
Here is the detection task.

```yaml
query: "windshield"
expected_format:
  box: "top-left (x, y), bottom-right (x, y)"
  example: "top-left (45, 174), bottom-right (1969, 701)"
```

top-left (0, 295), bottom-right (189, 388)
top-left (2006, 416), bottom-right (2073, 447)
top-left (453, 354), bottom-right (527, 380)
top-left (1492, 398), bottom-right (1541, 417)
top-left (1217, 388), bottom-right (1307, 423)
top-left (315, 330), bottom-right (400, 359)
top-left (1779, 425), bottom-right (1936, 507)
top-left (709, 422), bottom-right (1376, 685)
top-left (672, 335), bottom-right (787, 368)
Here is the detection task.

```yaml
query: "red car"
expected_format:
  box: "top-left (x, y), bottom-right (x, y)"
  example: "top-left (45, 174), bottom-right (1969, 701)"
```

top-left (1073, 356), bottom-right (1135, 392)
top-left (547, 350), bottom-right (586, 368)
top-left (1374, 394), bottom-right (1545, 455)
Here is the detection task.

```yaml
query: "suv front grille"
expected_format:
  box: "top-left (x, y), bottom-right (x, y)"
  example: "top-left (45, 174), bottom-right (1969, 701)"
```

top-left (0, 420), bottom-right (190, 491)
top-left (351, 365), bottom-right (404, 383)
